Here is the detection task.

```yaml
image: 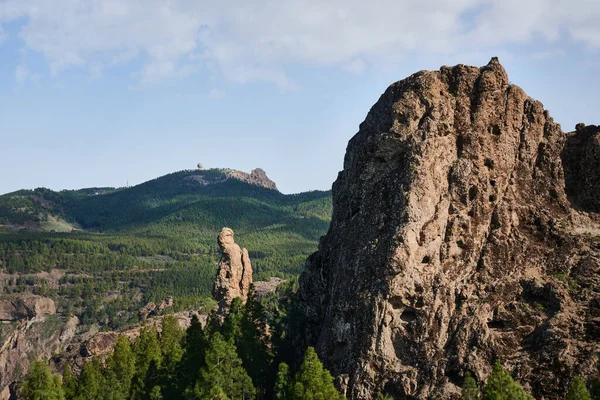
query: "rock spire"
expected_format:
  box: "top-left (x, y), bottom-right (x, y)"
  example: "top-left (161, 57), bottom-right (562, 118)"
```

top-left (213, 227), bottom-right (253, 313)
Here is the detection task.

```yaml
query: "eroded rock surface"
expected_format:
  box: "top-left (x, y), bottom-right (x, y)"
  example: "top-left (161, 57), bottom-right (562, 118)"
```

top-left (227, 168), bottom-right (278, 191)
top-left (0, 294), bottom-right (56, 321)
top-left (186, 167), bottom-right (278, 190)
top-left (563, 124), bottom-right (600, 213)
top-left (213, 227), bottom-right (253, 313)
top-left (297, 58), bottom-right (600, 399)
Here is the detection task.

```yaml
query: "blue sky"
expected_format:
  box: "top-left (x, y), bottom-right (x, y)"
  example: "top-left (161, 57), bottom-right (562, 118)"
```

top-left (1, 0), bottom-right (599, 195)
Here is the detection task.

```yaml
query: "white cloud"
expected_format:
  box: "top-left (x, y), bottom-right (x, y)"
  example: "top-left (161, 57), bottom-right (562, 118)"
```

top-left (15, 64), bottom-right (40, 84)
top-left (0, 25), bottom-right (6, 43)
top-left (208, 88), bottom-right (225, 99)
top-left (1, 0), bottom-right (599, 87)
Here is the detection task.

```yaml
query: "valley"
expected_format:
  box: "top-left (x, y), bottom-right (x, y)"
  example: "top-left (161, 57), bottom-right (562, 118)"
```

top-left (0, 167), bottom-right (332, 397)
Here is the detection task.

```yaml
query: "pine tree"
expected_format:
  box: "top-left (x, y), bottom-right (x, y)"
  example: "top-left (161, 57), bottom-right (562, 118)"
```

top-left (291, 347), bottom-right (344, 400)
top-left (149, 385), bottom-right (163, 400)
top-left (131, 324), bottom-right (162, 400)
top-left (62, 364), bottom-right (77, 400)
top-left (104, 335), bottom-right (136, 400)
top-left (158, 315), bottom-right (184, 398)
top-left (462, 371), bottom-right (480, 400)
top-left (482, 360), bottom-right (532, 400)
top-left (20, 360), bottom-right (65, 400)
top-left (75, 358), bottom-right (103, 400)
top-left (160, 315), bottom-right (184, 369)
top-left (178, 314), bottom-right (207, 396)
top-left (221, 297), bottom-right (244, 342)
top-left (566, 376), bottom-right (591, 400)
top-left (194, 332), bottom-right (256, 399)
top-left (274, 363), bottom-right (291, 400)
top-left (238, 291), bottom-right (274, 396)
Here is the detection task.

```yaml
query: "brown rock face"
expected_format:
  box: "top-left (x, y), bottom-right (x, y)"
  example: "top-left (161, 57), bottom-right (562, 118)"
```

top-left (213, 227), bottom-right (253, 313)
top-left (563, 124), bottom-right (600, 212)
top-left (297, 58), bottom-right (600, 399)
top-left (0, 294), bottom-right (56, 321)
top-left (226, 168), bottom-right (278, 190)
top-left (186, 167), bottom-right (278, 190)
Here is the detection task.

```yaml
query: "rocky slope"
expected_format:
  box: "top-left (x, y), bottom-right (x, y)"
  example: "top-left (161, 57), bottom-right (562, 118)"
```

top-left (0, 297), bottom-right (195, 400)
top-left (297, 58), bottom-right (600, 399)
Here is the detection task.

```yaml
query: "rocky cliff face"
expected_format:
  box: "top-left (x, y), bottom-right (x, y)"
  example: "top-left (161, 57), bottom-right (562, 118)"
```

top-left (186, 168), bottom-right (278, 191)
top-left (0, 294), bottom-right (56, 321)
top-left (227, 168), bottom-right (278, 191)
top-left (563, 124), bottom-right (600, 213)
top-left (297, 58), bottom-right (600, 399)
top-left (213, 227), bottom-right (253, 314)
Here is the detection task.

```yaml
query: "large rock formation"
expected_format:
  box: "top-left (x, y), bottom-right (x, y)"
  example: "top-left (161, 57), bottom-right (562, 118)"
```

top-left (297, 58), bottom-right (600, 399)
top-left (213, 227), bottom-right (253, 313)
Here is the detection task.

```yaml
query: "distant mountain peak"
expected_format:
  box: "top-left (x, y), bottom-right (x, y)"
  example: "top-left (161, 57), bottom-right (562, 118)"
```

top-left (185, 167), bottom-right (278, 191)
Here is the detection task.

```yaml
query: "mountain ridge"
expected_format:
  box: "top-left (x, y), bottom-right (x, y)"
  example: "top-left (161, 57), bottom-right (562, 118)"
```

top-left (0, 167), bottom-right (329, 233)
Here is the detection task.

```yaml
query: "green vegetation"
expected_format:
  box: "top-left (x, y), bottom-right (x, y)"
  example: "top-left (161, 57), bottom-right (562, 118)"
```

top-left (23, 289), bottom-right (345, 400)
top-left (21, 286), bottom-right (600, 400)
top-left (20, 360), bottom-right (65, 400)
top-left (482, 360), bottom-right (532, 399)
top-left (459, 360), bottom-right (532, 400)
top-left (566, 376), bottom-right (591, 400)
top-left (289, 347), bottom-right (344, 400)
top-left (0, 169), bottom-right (331, 331)
top-left (461, 372), bottom-right (480, 400)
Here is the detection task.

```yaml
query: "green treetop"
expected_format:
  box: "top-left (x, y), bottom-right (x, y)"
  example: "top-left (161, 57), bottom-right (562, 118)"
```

top-left (462, 371), bottom-right (480, 400)
top-left (292, 347), bottom-right (344, 400)
top-left (104, 335), bottom-right (136, 400)
top-left (482, 360), bottom-right (532, 400)
top-left (274, 362), bottom-right (291, 400)
top-left (566, 376), bottom-right (591, 400)
top-left (194, 332), bottom-right (256, 399)
top-left (131, 325), bottom-right (162, 399)
top-left (75, 358), bottom-right (103, 400)
top-left (20, 360), bottom-right (65, 400)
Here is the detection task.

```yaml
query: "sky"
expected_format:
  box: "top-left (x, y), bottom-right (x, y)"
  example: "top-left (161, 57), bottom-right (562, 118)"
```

top-left (1, 0), bottom-right (599, 195)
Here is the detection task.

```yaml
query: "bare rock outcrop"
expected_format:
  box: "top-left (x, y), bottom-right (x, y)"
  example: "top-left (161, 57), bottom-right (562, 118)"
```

top-left (0, 314), bottom-right (64, 397)
top-left (139, 302), bottom-right (156, 320)
top-left (186, 167), bottom-right (278, 190)
top-left (158, 296), bottom-right (174, 312)
top-left (213, 227), bottom-right (253, 313)
top-left (297, 58), bottom-right (600, 399)
top-left (563, 124), bottom-right (600, 212)
top-left (0, 294), bottom-right (56, 321)
top-left (226, 168), bottom-right (278, 190)
top-left (253, 277), bottom-right (286, 298)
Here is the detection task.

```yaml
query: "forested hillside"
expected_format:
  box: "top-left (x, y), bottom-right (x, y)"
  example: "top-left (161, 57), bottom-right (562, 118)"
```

top-left (0, 168), bottom-right (332, 330)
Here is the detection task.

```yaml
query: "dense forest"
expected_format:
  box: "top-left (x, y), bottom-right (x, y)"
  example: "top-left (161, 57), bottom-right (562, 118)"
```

top-left (18, 281), bottom-right (600, 399)
top-left (0, 168), bottom-right (332, 330)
